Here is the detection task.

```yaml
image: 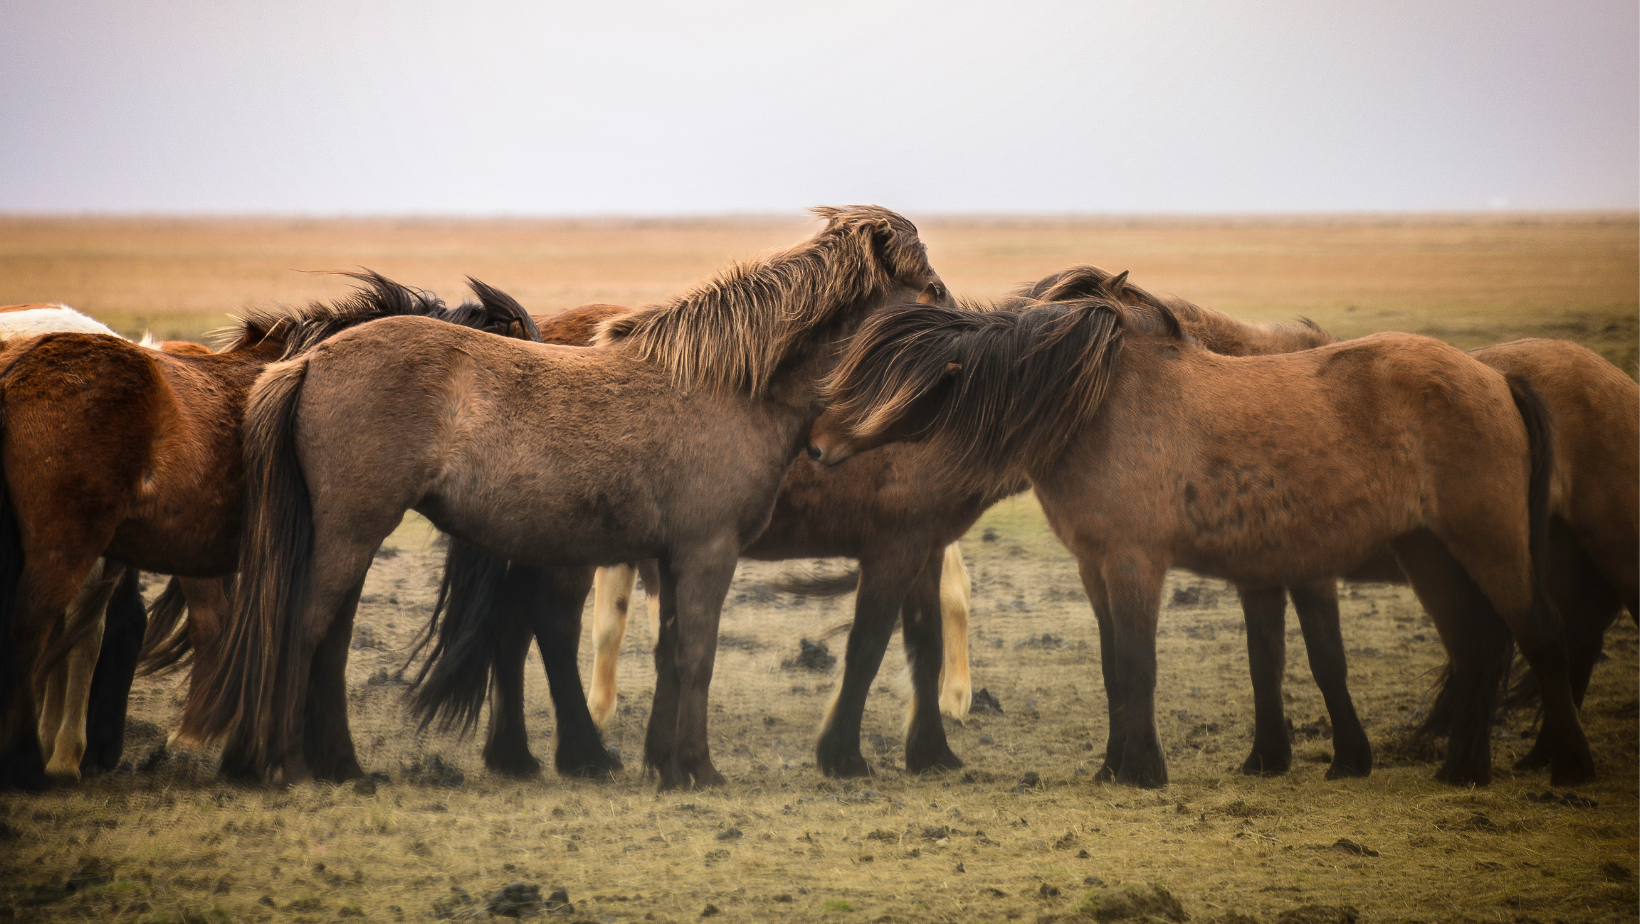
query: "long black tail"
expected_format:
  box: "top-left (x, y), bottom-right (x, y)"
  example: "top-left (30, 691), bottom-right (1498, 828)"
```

top-left (406, 539), bottom-right (513, 735)
top-left (178, 357), bottom-right (314, 780)
top-left (1417, 373), bottom-right (1557, 738)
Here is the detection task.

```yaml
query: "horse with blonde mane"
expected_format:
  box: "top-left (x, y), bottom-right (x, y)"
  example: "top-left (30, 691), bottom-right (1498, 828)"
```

top-left (182, 206), bottom-right (949, 788)
top-left (809, 293), bottom-right (1596, 788)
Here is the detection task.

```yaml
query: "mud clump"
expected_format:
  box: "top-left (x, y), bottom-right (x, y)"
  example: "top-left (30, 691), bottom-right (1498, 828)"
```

top-left (1081, 883), bottom-right (1189, 922)
top-left (783, 638), bottom-right (837, 672)
top-left (970, 688), bottom-right (1004, 714)
top-left (401, 755), bottom-right (465, 788)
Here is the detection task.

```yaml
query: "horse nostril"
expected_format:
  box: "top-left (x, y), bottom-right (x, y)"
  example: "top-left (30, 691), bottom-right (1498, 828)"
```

top-left (806, 444), bottom-right (824, 462)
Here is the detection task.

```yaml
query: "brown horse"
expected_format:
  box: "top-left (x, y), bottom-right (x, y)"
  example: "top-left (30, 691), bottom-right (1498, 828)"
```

top-left (180, 206), bottom-right (948, 788)
top-left (0, 275), bottom-right (539, 790)
top-left (451, 302), bottom-right (984, 781)
top-left (1013, 267), bottom-right (1638, 779)
top-left (808, 294), bottom-right (1596, 788)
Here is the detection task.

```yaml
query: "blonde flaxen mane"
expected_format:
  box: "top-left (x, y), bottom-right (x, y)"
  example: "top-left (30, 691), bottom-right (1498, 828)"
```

top-left (595, 206), bottom-right (935, 396)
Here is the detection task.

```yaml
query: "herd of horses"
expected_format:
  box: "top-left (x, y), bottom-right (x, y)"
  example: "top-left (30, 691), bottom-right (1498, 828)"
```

top-left (0, 206), bottom-right (1633, 796)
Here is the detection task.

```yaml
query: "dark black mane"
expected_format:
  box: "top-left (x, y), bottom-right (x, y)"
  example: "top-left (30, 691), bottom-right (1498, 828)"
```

top-left (219, 271), bottom-right (542, 358)
top-left (826, 295), bottom-right (1154, 492)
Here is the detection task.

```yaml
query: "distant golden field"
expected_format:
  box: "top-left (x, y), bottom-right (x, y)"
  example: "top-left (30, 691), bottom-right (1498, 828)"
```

top-left (0, 212), bottom-right (1634, 373)
top-left (0, 213), bottom-right (1634, 924)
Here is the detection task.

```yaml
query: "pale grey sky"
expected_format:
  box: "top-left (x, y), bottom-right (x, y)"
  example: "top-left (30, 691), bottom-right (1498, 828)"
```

top-left (2, 0), bottom-right (1634, 214)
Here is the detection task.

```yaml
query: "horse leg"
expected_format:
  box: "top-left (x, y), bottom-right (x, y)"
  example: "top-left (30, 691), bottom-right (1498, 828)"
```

top-left (643, 559), bottom-right (682, 782)
top-left (1076, 561), bottom-right (1125, 781)
top-left (1543, 521), bottom-right (1622, 709)
top-left (521, 565), bottom-right (619, 778)
top-left (587, 564), bottom-right (638, 731)
top-left (656, 543), bottom-right (738, 790)
top-left (1101, 554), bottom-right (1169, 788)
top-left (815, 544), bottom-right (921, 778)
top-left (1236, 584), bottom-right (1292, 776)
top-left (302, 577), bottom-right (366, 783)
top-left (638, 559), bottom-right (662, 643)
top-left (1391, 531), bottom-right (1513, 786)
top-left (937, 543), bottom-right (973, 720)
top-left (1288, 578), bottom-right (1372, 779)
top-left (167, 577), bottom-right (231, 749)
top-left (44, 601), bottom-right (107, 782)
top-left (903, 547), bottom-right (963, 773)
top-left (481, 591), bottom-right (541, 778)
top-left (274, 533), bottom-right (383, 785)
top-left (82, 566), bottom-right (145, 774)
top-left (1439, 528), bottom-right (1596, 787)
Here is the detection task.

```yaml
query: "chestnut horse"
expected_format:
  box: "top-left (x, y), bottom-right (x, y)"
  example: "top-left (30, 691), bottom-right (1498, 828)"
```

top-left (809, 295), bottom-right (1596, 788)
top-left (181, 206), bottom-right (948, 788)
top-left (0, 275), bottom-right (539, 789)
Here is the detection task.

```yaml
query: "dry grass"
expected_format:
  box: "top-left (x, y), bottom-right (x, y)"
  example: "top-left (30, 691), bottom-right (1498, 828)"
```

top-left (0, 214), bottom-right (1634, 924)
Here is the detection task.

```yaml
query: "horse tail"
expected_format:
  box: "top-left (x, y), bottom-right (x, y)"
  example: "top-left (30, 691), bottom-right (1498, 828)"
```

top-left (824, 299), bottom-right (1127, 492)
top-left (765, 567), bottom-right (861, 599)
top-left (405, 538), bottom-right (512, 735)
top-left (177, 357), bottom-right (314, 778)
top-left (1417, 373), bottom-right (1557, 739)
top-left (136, 577), bottom-right (192, 675)
top-left (0, 395), bottom-right (44, 787)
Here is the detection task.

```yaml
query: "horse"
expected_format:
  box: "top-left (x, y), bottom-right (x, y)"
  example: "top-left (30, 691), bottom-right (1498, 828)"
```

top-left (459, 301), bottom-right (980, 782)
top-left (0, 274), bottom-right (540, 790)
top-left (178, 206), bottom-right (948, 789)
top-left (1011, 266), bottom-right (1638, 780)
top-left (807, 294), bottom-right (1597, 788)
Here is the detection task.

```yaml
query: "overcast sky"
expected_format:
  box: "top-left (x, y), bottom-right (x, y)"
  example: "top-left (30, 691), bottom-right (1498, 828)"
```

top-left (2, 1), bottom-right (1634, 215)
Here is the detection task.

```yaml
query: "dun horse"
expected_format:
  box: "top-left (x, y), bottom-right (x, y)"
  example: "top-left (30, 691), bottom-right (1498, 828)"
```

top-left (0, 276), bottom-right (538, 789)
top-left (454, 303), bottom-right (980, 781)
top-left (809, 294), bottom-right (1596, 788)
top-left (181, 206), bottom-right (949, 788)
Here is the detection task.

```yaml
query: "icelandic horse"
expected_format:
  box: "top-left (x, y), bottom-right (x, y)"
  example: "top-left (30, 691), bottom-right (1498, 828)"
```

top-left (463, 304), bottom-right (977, 782)
top-left (807, 294), bottom-right (1598, 788)
top-left (1024, 266), bottom-right (1637, 778)
top-left (0, 304), bottom-right (149, 783)
top-left (0, 277), bottom-right (539, 789)
top-left (179, 206), bottom-right (950, 788)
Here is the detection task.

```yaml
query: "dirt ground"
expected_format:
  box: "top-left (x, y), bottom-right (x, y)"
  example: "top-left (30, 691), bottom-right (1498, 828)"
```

top-left (0, 214), bottom-right (1635, 924)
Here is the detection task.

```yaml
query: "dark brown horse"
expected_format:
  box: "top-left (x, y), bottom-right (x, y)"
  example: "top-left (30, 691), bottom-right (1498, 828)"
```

top-left (0, 275), bottom-right (538, 789)
top-left (809, 294), bottom-right (1596, 788)
top-left (180, 206), bottom-right (948, 788)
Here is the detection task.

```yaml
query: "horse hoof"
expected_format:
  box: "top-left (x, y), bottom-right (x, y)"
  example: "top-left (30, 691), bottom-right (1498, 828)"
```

top-left (906, 745), bottom-right (964, 774)
top-left (557, 750), bottom-right (622, 779)
top-left (1549, 762), bottom-right (1596, 788)
top-left (816, 740), bottom-right (872, 778)
top-left (1239, 752), bottom-right (1291, 776)
top-left (1434, 764), bottom-right (1491, 787)
top-left (1324, 759), bottom-right (1372, 780)
top-left (1093, 764), bottom-right (1116, 783)
top-left (1513, 747), bottom-right (1553, 772)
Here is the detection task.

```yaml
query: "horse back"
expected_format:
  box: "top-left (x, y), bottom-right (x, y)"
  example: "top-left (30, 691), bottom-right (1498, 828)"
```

top-left (533, 305), bottom-right (632, 347)
top-left (1471, 338), bottom-right (1639, 599)
top-left (291, 316), bottom-right (792, 565)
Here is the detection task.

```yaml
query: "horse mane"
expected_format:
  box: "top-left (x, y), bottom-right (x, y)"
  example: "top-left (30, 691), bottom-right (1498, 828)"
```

top-left (214, 271), bottom-right (543, 357)
top-left (1010, 265), bottom-right (1334, 355)
top-left (593, 206), bottom-right (935, 396)
top-left (825, 295), bottom-right (1163, 490)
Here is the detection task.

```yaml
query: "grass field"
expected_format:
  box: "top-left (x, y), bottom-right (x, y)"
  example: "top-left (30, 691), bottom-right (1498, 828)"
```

top-left (0, 213), bottom-right (1634, 924)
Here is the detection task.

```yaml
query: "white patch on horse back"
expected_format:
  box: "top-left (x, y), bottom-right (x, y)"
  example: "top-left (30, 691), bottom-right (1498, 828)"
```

top-left (0, 306), bottom-right (121, 340)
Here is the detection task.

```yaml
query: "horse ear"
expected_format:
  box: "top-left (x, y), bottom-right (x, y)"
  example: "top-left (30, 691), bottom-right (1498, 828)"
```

top-left (917, 282), bottom-right (945, 305)
top-left (1106, 270), bottom-right (1129, 294)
